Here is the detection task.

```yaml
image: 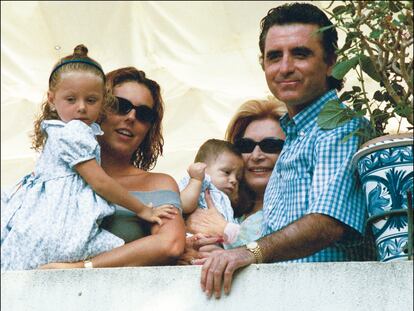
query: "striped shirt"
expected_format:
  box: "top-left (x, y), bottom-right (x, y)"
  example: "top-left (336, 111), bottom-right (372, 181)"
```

top-left (262, 90), bottom-right (371, 262)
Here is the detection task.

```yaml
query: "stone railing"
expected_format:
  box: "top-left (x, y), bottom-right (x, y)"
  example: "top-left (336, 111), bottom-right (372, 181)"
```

top-left (1, 261), bottom-right (412, 311)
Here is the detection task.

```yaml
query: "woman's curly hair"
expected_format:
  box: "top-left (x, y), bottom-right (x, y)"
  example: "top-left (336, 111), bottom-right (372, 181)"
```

top-left (105, 67), bottom-right (164, 171)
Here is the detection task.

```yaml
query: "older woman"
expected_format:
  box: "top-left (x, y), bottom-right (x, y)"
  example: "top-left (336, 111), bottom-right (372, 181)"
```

top-left (42, 67), bottom-right (186, 268)
top-left (180, 98), bottom-right (286, 263)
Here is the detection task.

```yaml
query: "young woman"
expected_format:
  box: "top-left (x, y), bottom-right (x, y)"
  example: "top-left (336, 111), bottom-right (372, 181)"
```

top-left (41, 67), bottom-right (186, 269)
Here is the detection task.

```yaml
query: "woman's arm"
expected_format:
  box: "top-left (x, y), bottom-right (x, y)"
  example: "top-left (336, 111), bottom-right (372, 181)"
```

top-left (41, 172), bottom-right (186, 269)
top-left (41, 215), bottom-right (185, 269)
top-left (85, 172), bottom-right (186, 267)
top-left (76, 160), bottom-right (176, 224)
top-left (88, 214), bottom-right (186, 267)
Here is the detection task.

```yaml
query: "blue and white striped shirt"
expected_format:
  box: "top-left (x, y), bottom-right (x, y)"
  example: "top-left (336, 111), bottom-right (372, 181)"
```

top-left (262, 90), bottom-right (369, 262)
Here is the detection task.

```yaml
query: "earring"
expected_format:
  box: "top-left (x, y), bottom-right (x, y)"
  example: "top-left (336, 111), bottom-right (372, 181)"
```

top-left (49, 104), bottom-right (56, 111)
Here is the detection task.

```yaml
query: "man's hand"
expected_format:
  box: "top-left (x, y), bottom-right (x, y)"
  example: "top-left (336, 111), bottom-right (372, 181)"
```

top-left (193, 247), bottom-right (255, 299)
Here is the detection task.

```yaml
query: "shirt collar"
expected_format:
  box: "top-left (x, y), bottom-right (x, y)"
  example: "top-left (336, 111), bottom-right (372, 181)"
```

top-left (280, 89), bottom-right (337, 136)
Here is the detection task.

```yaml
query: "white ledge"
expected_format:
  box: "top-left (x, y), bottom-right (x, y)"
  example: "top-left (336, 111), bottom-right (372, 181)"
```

top-left (1, 261), bottom-right (412, 311)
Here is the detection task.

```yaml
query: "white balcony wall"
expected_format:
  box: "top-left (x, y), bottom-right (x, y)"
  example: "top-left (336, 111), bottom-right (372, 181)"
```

top-left (2, 262), bottom-right (413, 311)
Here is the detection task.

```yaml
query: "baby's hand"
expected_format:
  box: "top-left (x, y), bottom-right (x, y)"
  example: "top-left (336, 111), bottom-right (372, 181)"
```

top-left (188, 162), bottom-right (207, 181)
top-left (137, 203), bottom-right (178, 226)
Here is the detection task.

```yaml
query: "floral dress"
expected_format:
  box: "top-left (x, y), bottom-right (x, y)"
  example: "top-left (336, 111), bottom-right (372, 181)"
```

top-left (1, 120), bottom-right (124, 271)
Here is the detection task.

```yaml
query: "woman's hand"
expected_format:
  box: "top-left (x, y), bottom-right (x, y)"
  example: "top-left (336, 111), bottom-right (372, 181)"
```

top-left (177, 233), bottom-right (224, 265)
top-left (176, 236), bottom-right (204, 265)
top-left (39, 262), bottom-right (83, 269)
top-left (186, 190), bottom-right (228, 236)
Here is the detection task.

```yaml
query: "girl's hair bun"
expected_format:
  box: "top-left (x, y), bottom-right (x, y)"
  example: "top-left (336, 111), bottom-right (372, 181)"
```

top-left (73, 44), bottom-right (88, 58)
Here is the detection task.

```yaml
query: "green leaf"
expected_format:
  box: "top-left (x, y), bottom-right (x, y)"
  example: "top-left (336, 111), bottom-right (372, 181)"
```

top-left (389, 1), bottom-right (402, 13)
top-left (342, 128), bottom-right (360, 143)
top-left (392, 19), bottom-right (402, 26)
top-left (317, 25), bottom-right (335, 33)
top-left (353, 99), bottom-right (364, 111)
top-left (339, 91), bottom-right (353, 101)
top-left (317, 99), bottom-right (356, 129)
top-left (373, 90), bottom-right (384, 101)
top-left (333, 5), bottom-right (348, 15)
top-left (355, 111), bottom-right (366, 117)
top-left (337, 35), bottom-right (354, 54)
top-left (398, 13), bottom-right (406, 24)
top-left (370, 29), bottom-right (382, 39)
top-left (342, 126), bottom-right (375, 144)
top-left (332, 56), bottom-right (360, 80)
top-left (360, 55), bottom-right (381, 82)
top-left (391, 82), bottom-right (404, 96)
top-left (395, 104), bottom-right (413, 118)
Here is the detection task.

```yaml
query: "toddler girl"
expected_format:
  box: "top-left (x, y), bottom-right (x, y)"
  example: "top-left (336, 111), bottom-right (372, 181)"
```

top-left (1, 45), bottom-right (176, 270)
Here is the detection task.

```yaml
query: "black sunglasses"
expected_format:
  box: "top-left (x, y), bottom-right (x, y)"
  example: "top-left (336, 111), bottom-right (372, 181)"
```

top-left (234, 137), bottom-right (284, 154)
top-left (114, 96), bottom-right (156, 123)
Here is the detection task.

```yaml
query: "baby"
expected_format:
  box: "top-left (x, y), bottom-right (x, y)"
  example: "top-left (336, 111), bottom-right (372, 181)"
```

top-left (179, 138), bottom-right (244, 226)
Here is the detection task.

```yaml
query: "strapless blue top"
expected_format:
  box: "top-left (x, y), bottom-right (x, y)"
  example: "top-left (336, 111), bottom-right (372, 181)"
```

top-left (101, 190), bottom-right (182, 243)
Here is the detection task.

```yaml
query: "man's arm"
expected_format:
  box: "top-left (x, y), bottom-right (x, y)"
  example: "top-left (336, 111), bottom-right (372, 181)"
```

top-left (199, 211), bottom-right (347, 298)
top-left (260, 213), bottom-right (345, 262)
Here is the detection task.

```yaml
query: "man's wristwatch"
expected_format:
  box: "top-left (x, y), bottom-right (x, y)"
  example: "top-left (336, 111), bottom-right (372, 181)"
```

top-left (246, 241), bottom-right (263, 264)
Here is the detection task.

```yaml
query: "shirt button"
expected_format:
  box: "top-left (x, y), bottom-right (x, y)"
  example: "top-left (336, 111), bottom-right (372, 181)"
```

top-left (300, 131), bottom-right (305, 136)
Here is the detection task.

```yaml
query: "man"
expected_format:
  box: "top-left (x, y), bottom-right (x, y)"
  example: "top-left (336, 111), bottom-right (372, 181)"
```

top-left (198, 3), bottom-right (371, 298)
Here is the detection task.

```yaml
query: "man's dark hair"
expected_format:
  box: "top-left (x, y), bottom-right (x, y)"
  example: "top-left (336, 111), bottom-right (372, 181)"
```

top-left (259, 2), bottom-right (343, 91)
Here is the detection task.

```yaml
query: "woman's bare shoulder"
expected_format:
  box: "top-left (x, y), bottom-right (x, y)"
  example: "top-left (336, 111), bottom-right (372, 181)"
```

top-left (142, 172), bottom-right (179, 192)
top-left (114, 168), bottom-right (179, 192)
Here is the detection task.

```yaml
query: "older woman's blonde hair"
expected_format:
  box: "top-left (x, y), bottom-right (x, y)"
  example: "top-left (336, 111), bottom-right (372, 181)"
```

top-left (225, 98), bottom-right (286, 218)
top-left (225, 98), bottom-right (287, 143)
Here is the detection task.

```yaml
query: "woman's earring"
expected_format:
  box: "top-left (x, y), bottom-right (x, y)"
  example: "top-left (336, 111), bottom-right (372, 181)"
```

top-left (50, 104), bottom-right (56, 111)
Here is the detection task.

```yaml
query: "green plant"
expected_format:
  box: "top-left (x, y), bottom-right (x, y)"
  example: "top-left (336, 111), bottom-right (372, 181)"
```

top-left (317, 0), bottom-right (413, 141)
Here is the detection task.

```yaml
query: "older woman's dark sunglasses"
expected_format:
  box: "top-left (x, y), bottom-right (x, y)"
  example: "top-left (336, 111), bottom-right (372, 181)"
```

top-left (234, 137), bottom-right (284, 154)
top-left (114, 96), bottom-right (156, 123)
